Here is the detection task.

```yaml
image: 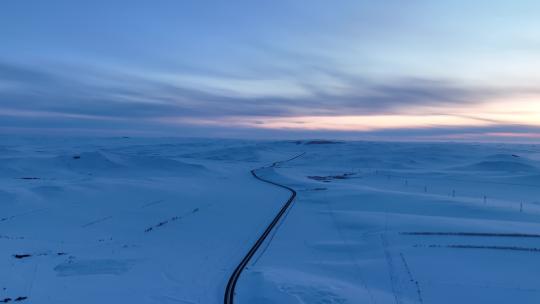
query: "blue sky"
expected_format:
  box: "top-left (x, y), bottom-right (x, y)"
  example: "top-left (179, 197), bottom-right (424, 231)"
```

top-left (1, 1), bottom-right (539, 141)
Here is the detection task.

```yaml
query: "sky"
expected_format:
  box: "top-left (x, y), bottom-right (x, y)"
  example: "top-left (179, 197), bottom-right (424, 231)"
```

top-left (1, 0), bottom-right (539, 141)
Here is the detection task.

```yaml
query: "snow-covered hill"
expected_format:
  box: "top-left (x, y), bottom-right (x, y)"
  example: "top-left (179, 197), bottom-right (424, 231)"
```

top-left (1, 137), bottom-right (539, 303)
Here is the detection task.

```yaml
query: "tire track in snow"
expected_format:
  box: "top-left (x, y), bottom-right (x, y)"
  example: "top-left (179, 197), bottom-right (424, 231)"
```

top-left (399, 252), bottom-right (424, 304)
top-left (81, 216), bottom-right (113, 228)
top-left (324, 192), bottom-right (376, 303)
top-left (381, 234), bottom-right (403, 304)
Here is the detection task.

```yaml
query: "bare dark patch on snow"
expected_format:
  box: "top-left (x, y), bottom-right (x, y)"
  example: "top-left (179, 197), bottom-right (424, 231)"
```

top-left (54, 259), bottom-right (134, 276)
top-left (0, 235), bottom-right (24, 240)
top-left (144, 207), bottom-right (201, 233)
top-left (308, 173), bottom-right (355, 181)
top-left (1, 297), bottom-right (28, 303)
top-left (13, 252), bottom-right (67, 259)
top-left (144, 216), bottom-right (181, 232)
top-left (304, 140), bottom-right (342, 145)
top-left (0, 209), bottom-right (48, 223)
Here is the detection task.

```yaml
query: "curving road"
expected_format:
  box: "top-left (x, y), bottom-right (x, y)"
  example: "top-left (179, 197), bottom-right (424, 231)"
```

top-left (224, 152), bottom-right (305, 304)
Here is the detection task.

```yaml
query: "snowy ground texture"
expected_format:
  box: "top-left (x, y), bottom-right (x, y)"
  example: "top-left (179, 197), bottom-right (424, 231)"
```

top-left (2, 137), bottom-right (540, 303)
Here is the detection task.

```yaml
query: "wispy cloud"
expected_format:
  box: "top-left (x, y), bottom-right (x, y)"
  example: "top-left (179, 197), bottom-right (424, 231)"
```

top-left (0, 60), bottom-right (539, 142)
top-left (0, 61), bottom-right (521, 116)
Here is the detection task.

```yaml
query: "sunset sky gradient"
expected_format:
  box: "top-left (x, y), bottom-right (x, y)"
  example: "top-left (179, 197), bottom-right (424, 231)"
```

top-left (1, 0), bottom-right (539, 141)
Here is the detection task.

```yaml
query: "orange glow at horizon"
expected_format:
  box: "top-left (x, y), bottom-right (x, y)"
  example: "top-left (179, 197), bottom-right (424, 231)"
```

top-left (161, 94), bottom-right (540, 133)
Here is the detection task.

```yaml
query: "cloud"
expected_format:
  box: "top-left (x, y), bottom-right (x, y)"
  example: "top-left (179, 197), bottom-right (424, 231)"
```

top-left (0, 62), bottom-right (54, 84)
top-left (0, 60), bottom-right (538, 141)
top-left (253, 78), bottom-right (494, 117)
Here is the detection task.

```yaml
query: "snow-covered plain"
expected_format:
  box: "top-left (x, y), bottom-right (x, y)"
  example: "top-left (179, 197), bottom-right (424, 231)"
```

top-left (237, 141), bottom-right (540, 304)
top-left (2, 137), bottom-right (540, 303)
